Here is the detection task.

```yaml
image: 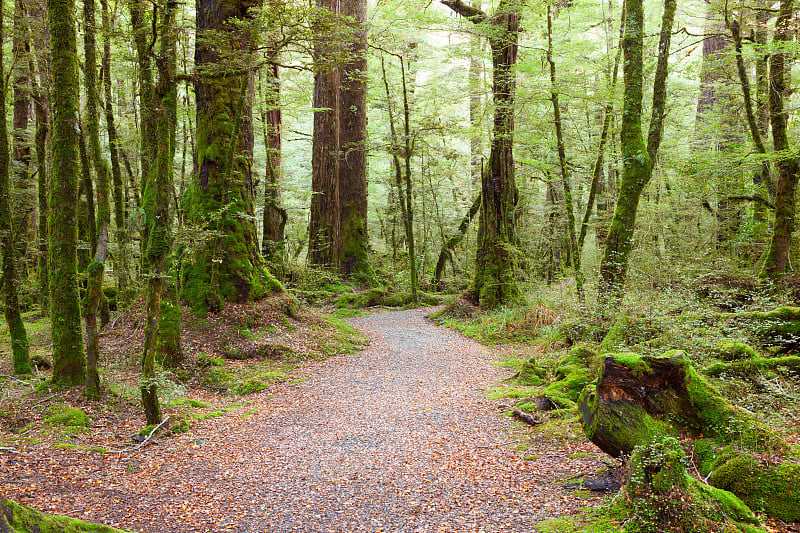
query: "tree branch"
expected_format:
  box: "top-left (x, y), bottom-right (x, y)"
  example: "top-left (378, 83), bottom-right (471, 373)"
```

top-left (441, 0), bottom-right (487, 23)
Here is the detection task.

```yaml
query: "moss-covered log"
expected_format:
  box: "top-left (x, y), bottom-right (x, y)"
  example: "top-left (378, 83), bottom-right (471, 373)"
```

top-left (579, 351), bottom-right (784, 458)
top-left (704, 449), bottom-right (800, 522)
top-left (0, 495), bottom-right (131, 532)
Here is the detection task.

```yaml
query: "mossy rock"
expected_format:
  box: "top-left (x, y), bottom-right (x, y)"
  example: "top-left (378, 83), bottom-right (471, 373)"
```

top-left (712, 341), bottom-right (760, 361)
top-left (613, 436), bottom-right (763, 533)
top-left (708, 453), bottom-right (800, 522)
top-left (1, 496), bottom-right (131, 532)
top-left (45, 405), bottom-right (91, 428)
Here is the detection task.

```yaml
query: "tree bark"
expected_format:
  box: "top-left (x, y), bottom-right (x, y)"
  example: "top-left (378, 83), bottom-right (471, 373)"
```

top-left (0, 0), bottom-right (31, 375)
top-left (338, 0), bottom-right (370, 278)
top-left (443, 0), bottom-right (520, 309)
top-left (261, 64), bottom-right (286, 271)
top-left (48, 0), bottom-right (86, 386)
top-left (181, 0), bottom-right (280, 313)
top-left (11, 0), bottom-right (35, 278)
top-left (101, 0), bottom-right (132, 307)
top-left (82, 0), bottom-right (112, 399)
top-left (761, 0), bottom-right (798, 279)
top-left (547, 5), bottom-right (583, 301)
top-left (597, 0), bottom-right (674, 314)
top-left (309, 0), bottom-right (341, 269)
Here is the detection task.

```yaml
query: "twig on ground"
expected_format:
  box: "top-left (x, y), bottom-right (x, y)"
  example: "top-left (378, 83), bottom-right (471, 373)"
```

top-left (114, 416), bottom-right (174, 456)
top-left (0, 447), bottom-right (20, 453)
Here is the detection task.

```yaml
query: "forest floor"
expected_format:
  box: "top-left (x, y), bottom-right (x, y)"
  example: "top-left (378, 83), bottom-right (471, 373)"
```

top-left (0, 306), bottom-right (608, 532)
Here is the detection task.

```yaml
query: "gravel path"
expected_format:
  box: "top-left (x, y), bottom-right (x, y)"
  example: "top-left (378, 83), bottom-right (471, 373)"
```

top-left (2, 307), bottom-right (603, 532)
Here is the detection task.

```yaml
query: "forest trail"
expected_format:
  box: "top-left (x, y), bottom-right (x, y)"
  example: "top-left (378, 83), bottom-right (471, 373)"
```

top-left (4, 308), bottom-right (603, 532)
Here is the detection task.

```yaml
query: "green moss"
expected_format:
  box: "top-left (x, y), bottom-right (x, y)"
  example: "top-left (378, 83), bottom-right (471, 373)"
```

top-left (712, 341), bottom-right (759, 361)
top-left (517, 357), bottom-right (546, 385)
top-left (618, 436), bottom-right (763, 533)
top-left (709, 454), bottom-right (800, 522)
top-left (45, 405), bottom-right (91, 427)
top-left (1, 495), bottom-right (131, 532)
top-left (612, 352), bottom-right (651, 377)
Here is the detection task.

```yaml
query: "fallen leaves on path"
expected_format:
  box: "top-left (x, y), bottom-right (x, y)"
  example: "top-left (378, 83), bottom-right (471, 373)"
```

top-left (2, 308), bottom-right (606, 532)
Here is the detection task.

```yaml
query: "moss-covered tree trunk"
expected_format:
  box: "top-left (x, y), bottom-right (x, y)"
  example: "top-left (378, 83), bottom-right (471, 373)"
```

top-left (443, 0), bottom-right (520, 309)
top-left (761, 0), bottom-right (798, 279)
top-left (309, 0), bottom-right (341, 270)
top-left (82, 0), bottom-right (111, 399)
top-left (338, 0), bottom-right (371, 279)
top-left (31, 2), bottom-right (51, 316)
top-left (261, 64), bottom-right (287, 273)
top-left (11, 0), bottom-right (35, 279)
top-left (0, 1), bottom-right (31, 375)
top-left (48, 0), bottom-right (86, 386)
top-left (140, 1), bottom-right (179, 425)
top-left (101, 0), bottom-right (131, 307)
top-left (596, 0), bottom-right (675, 314)
top-left (181, 0), bottom-right (279, 313)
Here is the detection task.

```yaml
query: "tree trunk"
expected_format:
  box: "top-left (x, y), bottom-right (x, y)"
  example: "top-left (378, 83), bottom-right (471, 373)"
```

top-left (261, 64), bottom-right (286, 271)
top-left (101, 0), bottom-right (132, 307)
top-left (547, 5), bottom-right (583, 301)
top-left (309, 0), bottom-right (341, 269)
top-left (141, 2), bottom-right (179, 425)
top-left (0, 1), bottom-right (31, 375)
top-left (11, 0), bottom-right (34, 279)
top-left (338, 0), bottom-right (370, 279)
top-left (442, 0), bottom-right (520, 309)
top-left (48, 0), bottom-right (86, 386)
top-left (761, 0), bottom-right (798, 279)
top-left (82, 0), bottom-right (111, 399)
top-left (597, 0), bottom-right (675, 314)
top-left (181, 0), bottom-right (280, 313)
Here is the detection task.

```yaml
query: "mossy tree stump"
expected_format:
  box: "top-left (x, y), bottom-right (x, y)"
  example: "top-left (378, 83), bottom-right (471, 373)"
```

top-left (579, 351), bottom-right (783, 458)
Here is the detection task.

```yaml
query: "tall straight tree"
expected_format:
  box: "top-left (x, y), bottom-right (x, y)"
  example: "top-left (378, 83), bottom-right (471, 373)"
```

top-left (140, 0), bottom-right (178, 424)
top-left (443, 0), bottom-right (521, 308)
top-left (0, 0), bottom-right (31, 375)
top-left (338, 0), bottom-right (370, 278)
top-left (82, 0), bottom-right (111, 398)
top-left (261, 64), bottom-right (287, 270)
top-left (48, 0), bottom-right (85, 385)
top-left (596, 0), bottom-right (675, 314)
top-left (309, 0), bottom-right (341, 269)
top-left (182, 0), bottom-right (281, 312)
top-left (761, 0), bottom-right (798, 279)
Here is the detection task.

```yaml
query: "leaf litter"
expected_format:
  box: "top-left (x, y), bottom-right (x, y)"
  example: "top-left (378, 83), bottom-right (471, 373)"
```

top-left (1, 307), bottom-right (607, 532)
